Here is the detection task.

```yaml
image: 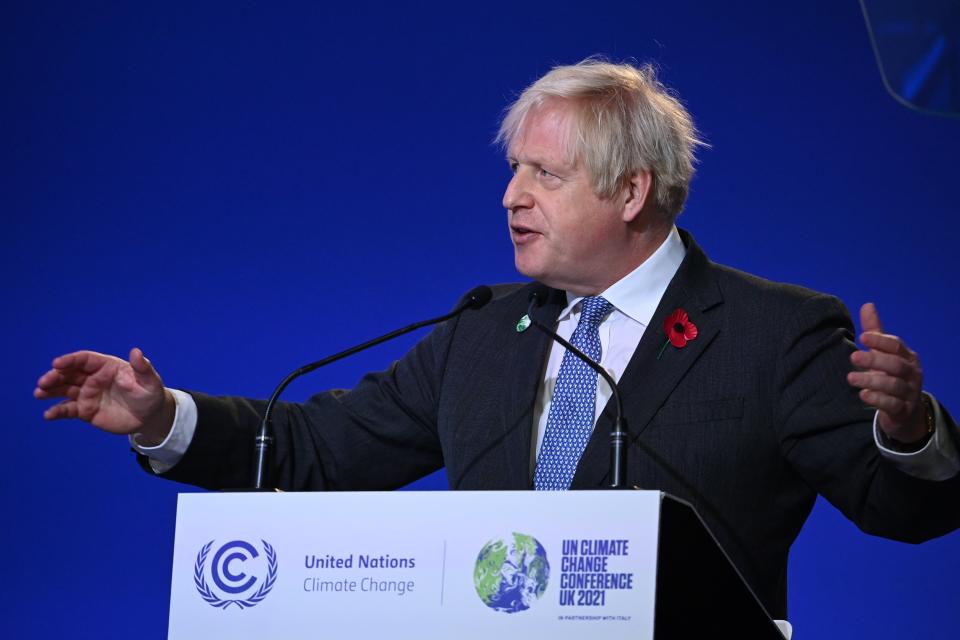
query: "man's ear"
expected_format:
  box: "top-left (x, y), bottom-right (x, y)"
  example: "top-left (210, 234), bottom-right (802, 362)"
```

top-left (622, 170), bottom-right (653, 222)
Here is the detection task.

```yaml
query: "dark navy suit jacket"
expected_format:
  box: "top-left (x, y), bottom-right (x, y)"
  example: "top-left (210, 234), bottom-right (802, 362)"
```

top-left (146, 230), bottom-right (960, 618)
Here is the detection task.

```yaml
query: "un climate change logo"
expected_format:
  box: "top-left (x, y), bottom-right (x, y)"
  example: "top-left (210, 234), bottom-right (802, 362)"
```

top-left (473, 533), bottom-right (549, 613)
top-left (194, 539), bottom-right (278, 610)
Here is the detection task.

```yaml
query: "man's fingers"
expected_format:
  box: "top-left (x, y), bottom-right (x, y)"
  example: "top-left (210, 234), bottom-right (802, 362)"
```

top-left (50, 352), bottom-right (83, 370)
top-left (36, 369), bottom-right (88, 390)
top-left (129, 347), bottom-right (162, 389)
top-left (859, 331), bottom-right (913, 358)
top-left (858, 388), bottom-right (907, 416)
top-left (43, 400), bottom-right (79, 420)
top-left (51, 351), bottom-right (110, 374)
top-left (852, 303), bottom-right (928, 438)
top-left (34, 384), bottom-right (81, 400)
top-left (850, 349), bottom-right (916, 378)
top-left (129, 347), bottom-right (149, 372)
top-left (847, 370), bottom-right (914, 398)
top-left (859, 302), bottom-right (883, 335)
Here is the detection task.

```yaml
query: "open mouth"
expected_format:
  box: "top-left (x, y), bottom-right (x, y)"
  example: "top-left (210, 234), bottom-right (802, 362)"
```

top-left (510, 224), bottom-right (538, 237)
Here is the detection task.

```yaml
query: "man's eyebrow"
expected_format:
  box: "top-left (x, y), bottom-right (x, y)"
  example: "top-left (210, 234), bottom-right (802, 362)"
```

top-left (510, 153), bottom-right (575, 173)
top-left (507, 152), bottom-right (546, 165)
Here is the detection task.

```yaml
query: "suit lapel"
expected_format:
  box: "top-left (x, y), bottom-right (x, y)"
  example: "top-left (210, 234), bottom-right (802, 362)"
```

top-left (497, 286), bottom-right (566, 489)
top-left (571, 230), bottom-right (724, 488)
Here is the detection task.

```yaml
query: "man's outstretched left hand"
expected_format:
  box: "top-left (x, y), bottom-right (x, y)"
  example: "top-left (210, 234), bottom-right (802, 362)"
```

top-left (847, 303), bottom-right (930, 445)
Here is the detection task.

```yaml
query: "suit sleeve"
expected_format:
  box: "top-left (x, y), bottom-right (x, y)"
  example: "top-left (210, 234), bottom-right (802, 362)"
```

top-left (775, 294), bottom-right (960, 543)
top-left (140, 313), bottom-right (459, 491)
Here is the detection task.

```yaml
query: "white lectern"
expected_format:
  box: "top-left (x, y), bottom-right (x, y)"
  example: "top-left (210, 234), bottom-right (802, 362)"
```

top-left (168, 490), bottom-right (784, 639)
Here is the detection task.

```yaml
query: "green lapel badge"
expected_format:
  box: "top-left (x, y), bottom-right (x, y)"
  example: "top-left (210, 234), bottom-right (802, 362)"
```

top-left (516, 314), bottom-right (531, 332)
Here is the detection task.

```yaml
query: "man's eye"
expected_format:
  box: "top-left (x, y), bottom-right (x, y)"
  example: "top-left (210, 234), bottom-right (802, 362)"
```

top-left (538, 168), bottom-right (557, 179)
top-left (508, 162), bottom-right (519, 174)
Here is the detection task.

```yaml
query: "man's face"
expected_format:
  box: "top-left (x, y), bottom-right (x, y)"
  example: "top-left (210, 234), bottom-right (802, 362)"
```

top-left (503, 100), bottom-right (628, 296)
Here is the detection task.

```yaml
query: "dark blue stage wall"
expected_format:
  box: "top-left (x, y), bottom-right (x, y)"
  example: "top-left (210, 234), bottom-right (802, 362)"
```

top-left (3, 1), bottom-right (957, 638)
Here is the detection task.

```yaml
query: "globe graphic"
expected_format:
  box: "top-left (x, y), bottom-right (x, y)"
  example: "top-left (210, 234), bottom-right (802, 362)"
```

top-left (473, 533), bottom-right (550, 613)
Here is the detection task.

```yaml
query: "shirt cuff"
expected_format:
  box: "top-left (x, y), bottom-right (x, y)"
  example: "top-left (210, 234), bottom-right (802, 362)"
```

top-left (128, 388), bottom-right (197, 474)
top-left (874, 393), bottom-right (960, 481)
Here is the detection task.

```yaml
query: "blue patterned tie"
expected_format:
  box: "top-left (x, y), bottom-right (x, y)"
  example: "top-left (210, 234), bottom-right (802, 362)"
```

top-left (535, 296), bottom-right (613, 490)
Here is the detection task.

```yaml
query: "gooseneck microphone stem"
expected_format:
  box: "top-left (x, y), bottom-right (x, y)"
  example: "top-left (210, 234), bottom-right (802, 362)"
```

top-left (526, 293), bottom-right (629, 490)
top-left (252, 285), bottom-right (493, 490)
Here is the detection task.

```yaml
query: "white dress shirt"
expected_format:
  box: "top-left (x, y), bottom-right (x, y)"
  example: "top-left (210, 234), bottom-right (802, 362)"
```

top-left (134, 226), bottom-right (959, 480)
top-left (529, 225), bottom-right (687, 476)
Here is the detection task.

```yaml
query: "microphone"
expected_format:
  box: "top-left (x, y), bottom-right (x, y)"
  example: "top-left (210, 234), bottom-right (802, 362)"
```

top-left (252, 285), bottom-right (494, 489)
top-left (526, 285), bottom-right (629, 489)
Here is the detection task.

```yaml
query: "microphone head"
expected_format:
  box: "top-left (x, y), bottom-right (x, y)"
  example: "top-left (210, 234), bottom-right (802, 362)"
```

top-left (528, 283), bottom-right (552, 308)
top-left (464, 285), bottom-right (493, 309)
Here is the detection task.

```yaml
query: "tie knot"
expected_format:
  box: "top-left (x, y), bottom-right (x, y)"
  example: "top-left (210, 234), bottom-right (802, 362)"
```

top-left (578, 296), bottom-right (613, 327)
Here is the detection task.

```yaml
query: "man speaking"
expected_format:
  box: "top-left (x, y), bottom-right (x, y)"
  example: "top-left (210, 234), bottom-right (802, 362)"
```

top-left (34, 59), bottom-right (960, 619)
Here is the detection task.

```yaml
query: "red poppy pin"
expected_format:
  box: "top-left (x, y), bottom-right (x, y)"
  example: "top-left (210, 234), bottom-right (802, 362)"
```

top-left (658, 308), bottom-right (698, 359)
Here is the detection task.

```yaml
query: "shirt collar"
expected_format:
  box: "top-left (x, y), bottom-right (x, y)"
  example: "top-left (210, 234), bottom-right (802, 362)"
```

top-left (560, 225), bottom-right (686, 326)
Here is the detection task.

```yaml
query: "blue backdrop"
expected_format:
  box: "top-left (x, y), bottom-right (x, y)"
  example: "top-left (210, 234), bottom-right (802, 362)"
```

top-left (4, 1), bottom-right (958, 638)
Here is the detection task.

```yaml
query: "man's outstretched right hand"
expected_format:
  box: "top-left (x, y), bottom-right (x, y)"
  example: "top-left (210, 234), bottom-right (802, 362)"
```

top-left (34, 348), bottom-right (175, 446)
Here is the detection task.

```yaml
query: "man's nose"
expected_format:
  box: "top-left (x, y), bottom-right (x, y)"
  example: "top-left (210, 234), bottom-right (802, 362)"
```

top-left (502, 171), bottom-right (533, 211)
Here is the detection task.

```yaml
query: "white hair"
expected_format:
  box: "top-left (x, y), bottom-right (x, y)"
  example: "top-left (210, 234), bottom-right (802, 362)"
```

top-left (496, 59), bottom-right (705, 219)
